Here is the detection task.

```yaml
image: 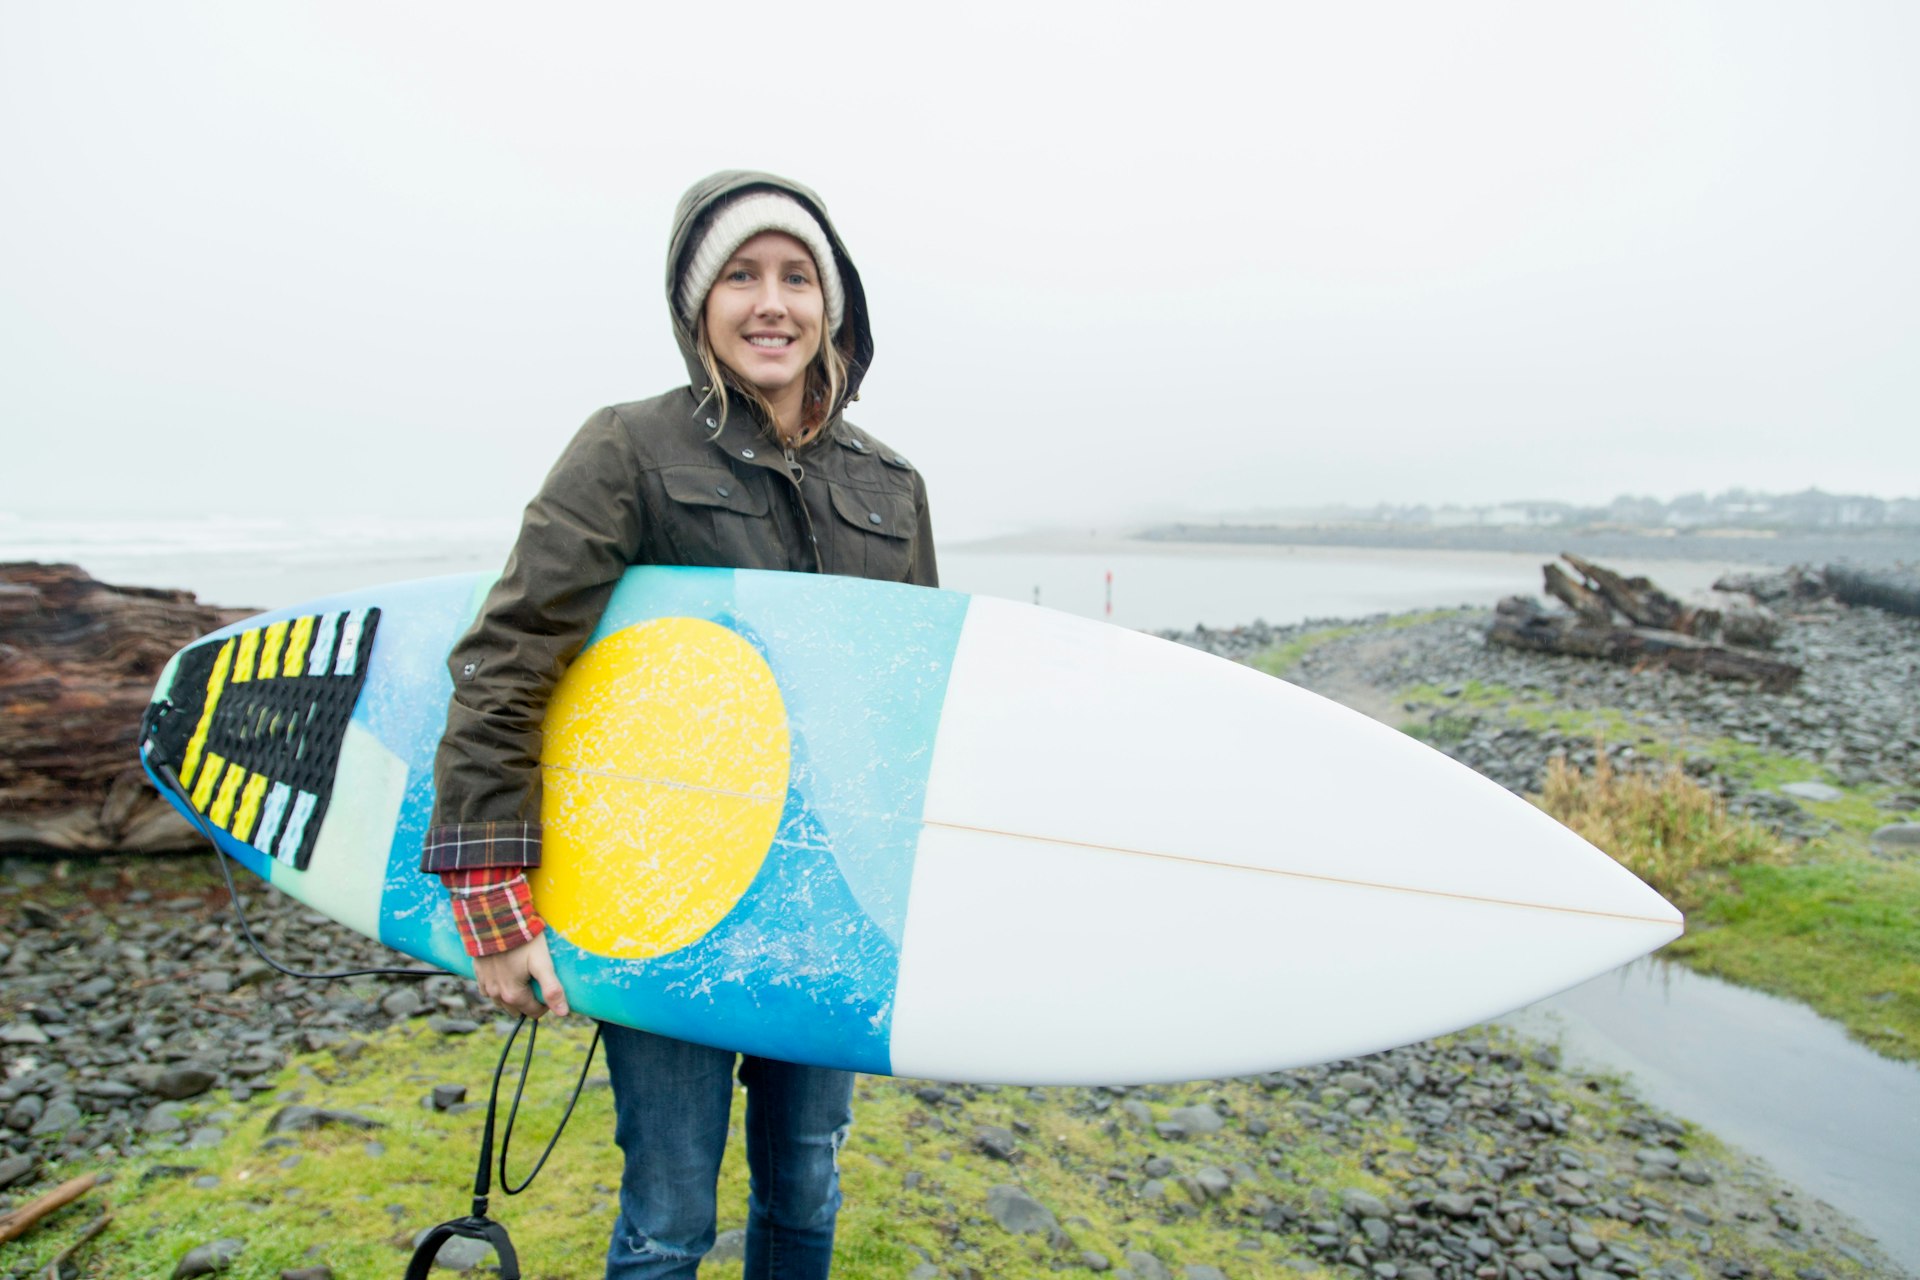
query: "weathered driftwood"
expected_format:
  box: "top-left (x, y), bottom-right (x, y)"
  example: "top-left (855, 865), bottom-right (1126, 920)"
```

top-left (1561, 551), bottom-right (1687, 631)
top-left (1683, 589), bottom-right (1784, 648)
top-left (1489, 596), bottom-right (1802, 691)
top-left (1542, 563), bottom-right (1612, 626)
top-left (0, 563), bottom-right (249, 855)
top-left (1823, 563), bottom-right (1920, 618)
top-left (0, 1172), bottom-right (100, 1245)
top-left (1551, 552), bottom-right (1782, 647)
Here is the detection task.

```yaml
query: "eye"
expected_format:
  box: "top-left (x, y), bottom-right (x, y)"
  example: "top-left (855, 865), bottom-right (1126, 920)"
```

top-left (785, 271), bottom-right (811, 287)
top-left (726, 268), bottom-right (753, 283)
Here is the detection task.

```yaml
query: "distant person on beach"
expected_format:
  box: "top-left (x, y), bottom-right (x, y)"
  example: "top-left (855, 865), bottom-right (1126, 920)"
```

top-left (422, 171), bottom-right (936, 1278)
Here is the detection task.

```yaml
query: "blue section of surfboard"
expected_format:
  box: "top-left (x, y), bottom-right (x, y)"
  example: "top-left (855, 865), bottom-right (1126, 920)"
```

top-left (141, 566), bottom-right (1682, 1085)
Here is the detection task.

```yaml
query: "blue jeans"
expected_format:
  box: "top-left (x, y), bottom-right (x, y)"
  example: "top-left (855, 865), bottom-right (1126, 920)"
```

top-left (600, 1022), bottom-right (854, 1279)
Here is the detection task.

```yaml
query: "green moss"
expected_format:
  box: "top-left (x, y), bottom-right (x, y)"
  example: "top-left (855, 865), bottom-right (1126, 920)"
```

top-left (9, 1024), bottom-right (1890, 1279)
top-left (1248, 625), bottom-right (1359, 679)
top-left (1247, 608), bottom-right (1473, 682)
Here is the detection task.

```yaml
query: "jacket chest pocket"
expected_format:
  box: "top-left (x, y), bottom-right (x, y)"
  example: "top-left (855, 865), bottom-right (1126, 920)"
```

top-left (658, 465), bottom-right (776, 568)
top-left (825, 481), bottom-right (915, 582)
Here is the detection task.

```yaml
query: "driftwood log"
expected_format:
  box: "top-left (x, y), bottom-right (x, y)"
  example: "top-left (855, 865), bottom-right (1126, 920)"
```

top-left (1493, 554), bottom-right (1801, 691)
top-left (0, 563), bottom-right (249, 855)
top-left (1823, 563), bottom-right (1920, 618)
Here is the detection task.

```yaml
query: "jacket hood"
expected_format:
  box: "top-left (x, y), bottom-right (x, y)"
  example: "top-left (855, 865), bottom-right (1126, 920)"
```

top-left (666, 170), bottom-right (874, 427)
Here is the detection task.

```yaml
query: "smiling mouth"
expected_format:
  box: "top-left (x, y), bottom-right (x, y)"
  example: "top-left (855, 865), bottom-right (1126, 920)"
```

top-left (747, 335), bottom-right (794, 349)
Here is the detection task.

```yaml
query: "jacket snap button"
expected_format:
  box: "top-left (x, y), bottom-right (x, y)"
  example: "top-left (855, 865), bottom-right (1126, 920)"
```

top-left (705, 418), bottom-right (716, 428)
top-left (741, 448), bottom-right (755, 459)
top-left (716, 486), bottom-right (731, 498)
top-left (868, 512), bottom-right (883, 525)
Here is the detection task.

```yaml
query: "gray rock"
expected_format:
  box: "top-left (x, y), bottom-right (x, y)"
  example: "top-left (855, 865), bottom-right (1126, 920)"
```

top-left (1143, 1155), bottom-right (1175, 1178)
top-left (279, 1268), bottom-right (335, 1280)
top-left (6, 1093), bottom-right (44, 1130)
top-left (1083, 1252), bottom-right (1113, 1272)
top-left (1121, 1100), bottom-right (1154, 1126)
top-left (0, 1152), bottom-right (37, 1188)
top-left (708, 1227), bottom-right (746, 1262)
top-left (155, 1065), bottom-right (220, 1100)
top-left (187, 1125), bottom-right (227, 1149)
top-left (1777, 781), bottom-right (1843, 802)
top-left (1870, 822), bottom-right (1920, 848)
top-left (143, 1105), bottom-right (186, 1134)
top-left (173, 1237), bottom-right (245, 1276)
top-left (430, 1084), bottom-right (468, 1111)
top-left (973, 1124), bottom-right (1018, 1160)
top-left (1192, 1165), bottom-right (1233, 1200)
top-left (268, 1105), bottom-right (383, 1133)
top-left (427, 1017), bottom-right (481, 1036)
top-left (1431, 1192), bottom-right (1476, 1218)
top-left (1344, 1189), bottom-right (1390, 1220)
top-left (1185, 1268), bottom-right (1229, 1280)
top-left (28, 1097), bottom-right (81, 1136)
top-left (381, 989), bottom-right (425, 1019)
top-left (1168, 1104), bottom-right (1225, 1134)
top-left (1125, 1251), bottom-right (1174, 1280)
top-left (1, 1021), bottom-right (51, 1045)
top-left (986, 1183), bottom-right (1057, 1234)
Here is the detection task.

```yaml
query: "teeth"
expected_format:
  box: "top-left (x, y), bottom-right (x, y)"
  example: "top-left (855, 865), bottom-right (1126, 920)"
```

top-left (748, 336), bottom-right (792, 347)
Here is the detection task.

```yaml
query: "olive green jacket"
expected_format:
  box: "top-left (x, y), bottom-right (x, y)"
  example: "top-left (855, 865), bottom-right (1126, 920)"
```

top-left (422, 171), bottom-right (936, 870)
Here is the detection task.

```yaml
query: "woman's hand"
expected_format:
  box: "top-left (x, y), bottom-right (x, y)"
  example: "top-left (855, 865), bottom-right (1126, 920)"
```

top-left (473, 932), bottom-right (570, 1020)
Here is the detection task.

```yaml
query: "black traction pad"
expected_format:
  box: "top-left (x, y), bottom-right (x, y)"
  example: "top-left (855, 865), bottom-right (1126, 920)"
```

top-left (142, 607), bottom-right (381, 871)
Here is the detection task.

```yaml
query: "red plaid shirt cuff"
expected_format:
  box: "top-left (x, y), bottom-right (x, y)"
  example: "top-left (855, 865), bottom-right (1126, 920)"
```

top-left (440, 868), bottom-right (545, 958)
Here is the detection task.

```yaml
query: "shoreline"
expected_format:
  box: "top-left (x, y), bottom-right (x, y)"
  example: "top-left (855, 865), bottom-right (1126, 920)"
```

top-left (954, 525), bottom-right (1920, 570)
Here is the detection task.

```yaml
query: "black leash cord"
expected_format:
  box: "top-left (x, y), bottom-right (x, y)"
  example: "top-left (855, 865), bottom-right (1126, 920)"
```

top-left (152, 760), bottom-right (441, 981)
top-left (148, 755), bottom-right (602, 1278)
top-left (497, 1013), bottom-right (604, 1195)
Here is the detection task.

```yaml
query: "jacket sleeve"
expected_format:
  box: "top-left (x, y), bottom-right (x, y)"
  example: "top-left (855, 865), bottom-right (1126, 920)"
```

top-left (422, 406), bottom-right (647, 873)
top-left (907, 469), bottom-right (939, 589)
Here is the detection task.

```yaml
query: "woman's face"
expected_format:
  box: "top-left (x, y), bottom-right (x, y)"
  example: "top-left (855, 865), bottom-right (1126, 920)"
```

top-left (703, 230), bottom-right (825, 405)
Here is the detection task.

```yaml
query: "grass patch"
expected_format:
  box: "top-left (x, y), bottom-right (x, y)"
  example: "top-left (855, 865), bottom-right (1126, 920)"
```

top-left (1248, 625), bottom-right (1358, 679)
top-left (1535, 752), bottom-right (1920, 1062)
top-left (1538, 753), bottom-right (1782, 912)
top-left (1247, 609), bottom-right (1471, 681)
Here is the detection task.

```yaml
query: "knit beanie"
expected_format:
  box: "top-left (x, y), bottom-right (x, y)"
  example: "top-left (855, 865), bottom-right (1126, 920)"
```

top-left (676, 191), bottom-right (846, 334)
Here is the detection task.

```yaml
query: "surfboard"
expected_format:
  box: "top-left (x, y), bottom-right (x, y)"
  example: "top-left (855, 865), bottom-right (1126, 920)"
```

top-left (138, 567), bottom-right (1681, 1085)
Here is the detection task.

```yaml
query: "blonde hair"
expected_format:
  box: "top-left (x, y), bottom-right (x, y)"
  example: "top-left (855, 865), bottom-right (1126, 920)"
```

top-left (695, 312), bottom-right (849, 445)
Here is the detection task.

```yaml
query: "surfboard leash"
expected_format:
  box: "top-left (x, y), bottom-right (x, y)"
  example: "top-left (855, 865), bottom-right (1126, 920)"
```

top-left (150, 760), bottom-right (442, 982)
top-left (149, 757), bottom-right (604, 1278)
top-left (404, 1014), bottom-right (603, 1280)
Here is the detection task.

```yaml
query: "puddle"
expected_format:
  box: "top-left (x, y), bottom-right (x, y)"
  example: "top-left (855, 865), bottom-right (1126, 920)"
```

top-left (1504, 958), bottom-right (1920, 1272)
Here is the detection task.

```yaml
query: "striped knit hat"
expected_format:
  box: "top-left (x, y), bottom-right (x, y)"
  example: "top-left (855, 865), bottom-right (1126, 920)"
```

top-left (676, 191), bottom-right (846, 334)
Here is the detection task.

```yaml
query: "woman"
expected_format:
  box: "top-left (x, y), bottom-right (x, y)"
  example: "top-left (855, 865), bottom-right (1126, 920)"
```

top-left (422, 170), bottom-right (936, 1278)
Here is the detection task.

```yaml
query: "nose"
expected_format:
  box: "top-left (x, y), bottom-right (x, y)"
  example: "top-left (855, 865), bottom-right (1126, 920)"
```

top-left (752, 276), bottom-right (786, 316)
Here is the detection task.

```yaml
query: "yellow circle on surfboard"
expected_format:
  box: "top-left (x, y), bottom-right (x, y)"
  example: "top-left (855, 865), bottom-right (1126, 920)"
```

top-left (532, 616), bottom-right (790, 960)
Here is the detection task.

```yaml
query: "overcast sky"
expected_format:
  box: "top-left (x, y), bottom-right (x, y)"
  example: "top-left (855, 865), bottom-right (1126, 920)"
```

top-left (4, 2), bottom-right (1916, 541)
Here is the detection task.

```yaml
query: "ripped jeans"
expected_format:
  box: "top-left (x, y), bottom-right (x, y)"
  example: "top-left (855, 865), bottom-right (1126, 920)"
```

top-left (600, 1023), bottom-right (854, 1279)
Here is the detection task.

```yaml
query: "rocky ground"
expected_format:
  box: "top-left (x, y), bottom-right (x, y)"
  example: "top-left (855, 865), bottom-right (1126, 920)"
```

top-left (3, 580), bottom-right (1917, 1277)
top-left (0, 859), bottom-right (493, 1187)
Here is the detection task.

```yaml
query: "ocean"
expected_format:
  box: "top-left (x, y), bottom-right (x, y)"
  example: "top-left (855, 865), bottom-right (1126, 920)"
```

top-left (0, 515), bottom-right (1766, 633)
